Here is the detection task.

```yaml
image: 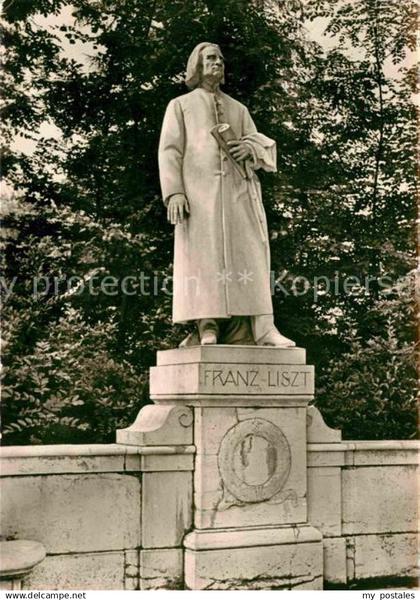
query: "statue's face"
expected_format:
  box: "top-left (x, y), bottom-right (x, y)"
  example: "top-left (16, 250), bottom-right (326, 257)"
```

top-left (200, 46), bottom-right (224, 83)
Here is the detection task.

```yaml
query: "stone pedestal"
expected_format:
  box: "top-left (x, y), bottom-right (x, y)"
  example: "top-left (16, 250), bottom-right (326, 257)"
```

top-left (150, 345), bottom-right (323, 590)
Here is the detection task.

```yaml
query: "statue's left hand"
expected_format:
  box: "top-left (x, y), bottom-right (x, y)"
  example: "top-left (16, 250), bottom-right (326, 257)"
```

top-left (167, 193), bottom-right (190, 225)
top-left (227, 140), bottom-right (251, 161)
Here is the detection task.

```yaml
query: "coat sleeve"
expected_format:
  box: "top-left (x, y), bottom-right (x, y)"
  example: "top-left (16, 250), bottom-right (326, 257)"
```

top-left (241, 107), bottom-right (277, 173)
top-left (158, 99), bottom-right (186, 205)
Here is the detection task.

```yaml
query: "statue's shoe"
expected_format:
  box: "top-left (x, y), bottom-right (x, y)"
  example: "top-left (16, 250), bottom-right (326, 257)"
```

top-left (201, 330), bottom-right (218, 345)
top-left (257, 329), bottom-right (296, 347)
top-left (179, 331), bottom-right (200, 347)
top-left (178, 328), bottom-right (218, 347)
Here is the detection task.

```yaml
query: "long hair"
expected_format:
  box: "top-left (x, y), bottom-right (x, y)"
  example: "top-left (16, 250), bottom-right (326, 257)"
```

top-left (185, 42), bottom-right (224, 90)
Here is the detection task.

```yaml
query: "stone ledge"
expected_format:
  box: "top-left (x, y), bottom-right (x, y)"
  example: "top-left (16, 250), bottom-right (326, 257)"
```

top-left (349, 441), bottom-right (420, 451)
top-left (309, 440), bottom-right (420, 452)
top-left (308, 441), bottom-right (419, 467)
top-left (0, 540), bottom-right (46, 578)
top-left (1, 445), bottom-right (195, 476)
top-left (157, 345), bottom-right (306, 366)
top-left (184, 524), bottom-right (322, 551)
top-left (154, 395), bottom-right (313, 407)
top-left (0, 443), bottom-right (196, 458)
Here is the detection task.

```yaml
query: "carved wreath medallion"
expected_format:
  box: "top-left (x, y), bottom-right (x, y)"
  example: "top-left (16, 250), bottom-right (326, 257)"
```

top-left (217, 418), bottom-right (291, 504)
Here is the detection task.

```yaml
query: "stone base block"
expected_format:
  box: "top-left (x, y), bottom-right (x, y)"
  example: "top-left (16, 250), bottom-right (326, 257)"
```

top-left (151, 346), bottom-right (314, 404)
top-left (348, 533), bottom-right (419, 581)
top-left (184, 525), bottom-right (323, 590)
top-left (0, 580), bottom-right (22, 590)
top-left (1, 474), bottom-right (141, 554)
top-left (323, 537), bottom-right (347, 584)
top-left (24, 551), bottom-right (126, 590)
top-left (140, 548), bottom-right (183, 590)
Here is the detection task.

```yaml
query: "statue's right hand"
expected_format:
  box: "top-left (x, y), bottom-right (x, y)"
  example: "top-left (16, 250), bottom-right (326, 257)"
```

top-left (167, 194), bottom-right (190, 225)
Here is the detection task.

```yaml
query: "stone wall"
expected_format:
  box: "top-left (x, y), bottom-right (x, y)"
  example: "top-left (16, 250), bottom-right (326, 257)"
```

top-left (308, 440), bottom-right (418, 586)
top-left (0, 444), bottom-right (193, 590)
top-left (0, 438), bottom-right (418, 589)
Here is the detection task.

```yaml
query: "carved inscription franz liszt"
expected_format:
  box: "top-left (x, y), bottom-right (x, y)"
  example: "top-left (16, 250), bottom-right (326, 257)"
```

top-left (200, 365), bottom-right (312, 393)
top-left (203, 368), bottom-right (260, 387)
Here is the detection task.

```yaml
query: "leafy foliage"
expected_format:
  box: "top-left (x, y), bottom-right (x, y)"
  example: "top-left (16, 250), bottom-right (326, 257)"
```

top-left (3, 304), bottom-right (145, 444)
top-left (1, 0), bottom-right (417, 443)
top-left (316, 273), bottom-right (417, 439)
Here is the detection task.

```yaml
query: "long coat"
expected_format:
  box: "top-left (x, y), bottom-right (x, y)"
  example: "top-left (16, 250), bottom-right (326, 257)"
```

top-left (158, 87), bottom-right (276, 324)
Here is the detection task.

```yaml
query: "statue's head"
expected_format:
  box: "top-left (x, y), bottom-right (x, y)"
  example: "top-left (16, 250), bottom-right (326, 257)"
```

top-left (185, 42), bottom-right (225, 90)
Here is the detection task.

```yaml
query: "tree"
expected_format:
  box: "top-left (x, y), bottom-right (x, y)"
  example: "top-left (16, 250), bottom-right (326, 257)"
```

top-left (294, 0), bottom-right (418, 437)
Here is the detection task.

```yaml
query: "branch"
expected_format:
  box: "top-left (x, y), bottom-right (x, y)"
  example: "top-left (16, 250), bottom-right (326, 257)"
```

top-left (370, 0), bottom-right (385, 289)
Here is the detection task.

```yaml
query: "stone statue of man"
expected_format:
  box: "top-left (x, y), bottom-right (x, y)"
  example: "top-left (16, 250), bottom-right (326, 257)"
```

top-left (158, 42), bottom-right (295, 347)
